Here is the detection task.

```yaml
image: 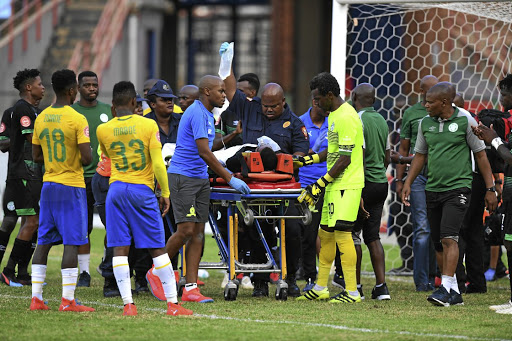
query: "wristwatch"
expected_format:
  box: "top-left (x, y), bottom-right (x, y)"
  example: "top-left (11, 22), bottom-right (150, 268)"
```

top-left (486, 186), bottom-right (496, 192)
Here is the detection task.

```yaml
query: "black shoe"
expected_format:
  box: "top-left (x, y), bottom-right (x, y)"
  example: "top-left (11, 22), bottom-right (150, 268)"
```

top-left (427, 285), bottom-right (451, 307)
top-left (332, 273), bottom-right (346, 289)
top-left (252, 281), bottom-right (269, 297)
top-left (449, 289), bottom-right (464, 306)
top-left (77, 271), bottom-right (91, 287)
top-left (16, 273), bottom-right (32, 286)
top-left (0, 270), bottom-right (23, 287)
top-left (134, 278), bottom-right (149, 294)
top-left (416, 283), bottom-right (434, 292)
top-left (371, 283), bottom-right (390, 300)
top-left (103, 279), bottom-right (121, 298)
top-left (465, 283), bottom-right (487, 294)
top-left (286, 277), bottom-right (300, 297)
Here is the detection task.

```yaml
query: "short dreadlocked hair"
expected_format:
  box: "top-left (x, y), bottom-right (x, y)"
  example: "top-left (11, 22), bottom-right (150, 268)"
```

top-left (309, 72), bottom-right (340, 97)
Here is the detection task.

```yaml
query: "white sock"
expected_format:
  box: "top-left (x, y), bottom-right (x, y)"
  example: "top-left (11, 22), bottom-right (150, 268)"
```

top-left (450, 275), bottom-right (460, 294)
top-left (32, 264), bottom-right (47, 300)
top-left (185, 283), bottom-right (197, 291)
top-left (441, 275), bottom-right (451, 290)
top-left (77, 254), bottom-right (90, 274)
top-left (113, 256), bottom-right (132, 305)
top-left (313, 284), bottom-right (326, 291)
top-left (152, 254), bottom-right (178, 303)
top-left (61, 268), bottom-right (78, 301)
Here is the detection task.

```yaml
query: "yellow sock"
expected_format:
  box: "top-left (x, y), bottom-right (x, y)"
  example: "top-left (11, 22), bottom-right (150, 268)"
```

top-left (317, 229), bottom-right (336, 288)
top-left (334, 230), bottom-right (357, 293)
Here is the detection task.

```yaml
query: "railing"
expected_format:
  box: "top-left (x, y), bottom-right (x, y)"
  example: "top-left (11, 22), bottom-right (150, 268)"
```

top-left (67, 0), bottom-right (130, 81)
top-left (0, 0), bottom-right (67, 62)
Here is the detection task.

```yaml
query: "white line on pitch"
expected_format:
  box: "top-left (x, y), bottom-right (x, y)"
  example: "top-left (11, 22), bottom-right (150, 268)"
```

top-left (1, 293), bottom-right (509, 341)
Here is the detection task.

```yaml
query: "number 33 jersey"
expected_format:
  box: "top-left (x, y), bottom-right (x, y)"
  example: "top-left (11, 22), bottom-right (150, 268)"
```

top-left (32, 105), bottom-right (90, 188)
top-left (96, 114), bottom-right (161, 191)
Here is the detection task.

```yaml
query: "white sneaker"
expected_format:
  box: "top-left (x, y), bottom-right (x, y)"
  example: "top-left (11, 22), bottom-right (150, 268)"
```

top-left (489, 300), bottom-right (512, 311)
top-left (221, 273), bottom-right (229, 288)
top-left (496, 306), bottom-right (512, 314)
top-left (241, 276), bottom-right (254, 289)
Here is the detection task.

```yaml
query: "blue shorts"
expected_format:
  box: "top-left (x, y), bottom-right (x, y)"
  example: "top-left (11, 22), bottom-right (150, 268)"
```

top-left (38, 182), bottom-right (88, 245)
top-left (106, 181), bottom-right (165, 249)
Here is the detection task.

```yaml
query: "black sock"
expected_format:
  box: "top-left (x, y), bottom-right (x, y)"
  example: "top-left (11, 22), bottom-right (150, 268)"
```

top-left (3, 238), bottom-right (31, 274)
top-left (0, 230), bottom-right (11, 266)
top-left (17, 233), bottom-right (37, 277)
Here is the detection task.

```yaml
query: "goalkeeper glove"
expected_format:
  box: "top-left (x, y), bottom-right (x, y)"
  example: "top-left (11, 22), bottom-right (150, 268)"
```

top-left (298, 173), bottom-right (334, 206)
top-left (293, 154), bottom-right (320, 168)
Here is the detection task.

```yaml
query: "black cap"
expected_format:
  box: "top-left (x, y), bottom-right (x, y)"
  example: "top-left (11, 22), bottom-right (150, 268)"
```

top-left (147, 80), bottom-right (177, 99)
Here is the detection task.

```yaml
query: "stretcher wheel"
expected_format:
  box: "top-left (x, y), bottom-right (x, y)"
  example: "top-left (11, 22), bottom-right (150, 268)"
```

top-left (244, 209), bottom-right (255, 225)
top-left (177, 277), bottom-right (186, 297)
top-left (302, 207), bottom-right (312, 225)
top-left (224, 281), bottom-right (238, 301)
top-left (276, 288), bottom-right (288, 301)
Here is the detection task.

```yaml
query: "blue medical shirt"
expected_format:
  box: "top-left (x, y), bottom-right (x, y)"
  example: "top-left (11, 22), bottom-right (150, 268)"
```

top-left (298, 108), bottom-right (328, 187)
top-left (230, 89), bottom-right (309, 155)
top-left (145, 111), bottom-right (181, 146)
top-left (168, 100), bottom-right (215, 179)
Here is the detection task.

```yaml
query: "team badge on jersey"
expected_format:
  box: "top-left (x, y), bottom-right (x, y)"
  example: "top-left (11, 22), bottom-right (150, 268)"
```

top-left (156, 132), bottom-right (161, 142)
top-left (84, 126), bottom-right (90, 137)
top-left (100, 113), bottom-right (109, 122)
top-left (448, 123), bottom-right (458, 132)
top-left (7, 201), bottom-right (15, 211)
top-left (330, 122), bottom-right (335, 131)
top-left (283, 121), bottom-right (290, 128)
top-left (301, 126), bottom-right (308, 139)
top-left (20, 116), bottom-right (31, 127)
top-left (0, 122), bottom-right (5, 133)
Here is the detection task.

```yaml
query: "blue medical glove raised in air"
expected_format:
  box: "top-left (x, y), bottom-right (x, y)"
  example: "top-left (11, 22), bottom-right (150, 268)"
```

top-left (228, 176), bottom-right (251, 194)
top-left (219, 42), bottom-right (230, 56)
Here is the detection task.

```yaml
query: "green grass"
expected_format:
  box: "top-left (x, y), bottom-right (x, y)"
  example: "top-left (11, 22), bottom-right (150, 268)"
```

top-left (0, 226), bottom-right (511, 340)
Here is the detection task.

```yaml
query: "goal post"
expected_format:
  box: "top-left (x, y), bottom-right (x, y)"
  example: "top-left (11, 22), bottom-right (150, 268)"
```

top-left (331, 1), bottom-right (512, 273)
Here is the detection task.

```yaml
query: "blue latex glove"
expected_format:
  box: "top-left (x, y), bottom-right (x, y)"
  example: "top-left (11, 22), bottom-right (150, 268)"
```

top-left (219, 42), bottom-right (230, 56)
top-left (228, 176), bottom-right (250, 194)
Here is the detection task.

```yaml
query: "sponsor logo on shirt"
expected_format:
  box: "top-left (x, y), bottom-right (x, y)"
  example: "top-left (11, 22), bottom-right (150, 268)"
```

top-left (100, 113), bottom-right (109, 122)
top-left (429, 126), bottom-right (436, 132)
top-left (20, 116), bottom-right (31, 127)
top-left (448, 123), bottom-right (458, 132)
top-left (283, 121), bottom-right (290, 128)
top-left (330, 122), bottom-right (335, 131)
top-left (6, 201), bottom-right (15, 211)
top-left (84, 126), bottom-right (90, 137)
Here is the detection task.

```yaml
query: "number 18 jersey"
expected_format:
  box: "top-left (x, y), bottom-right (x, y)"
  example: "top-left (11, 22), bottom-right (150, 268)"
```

top-left (32, 105), bottom-right (90, 188)
top-left (96, 114), bottom-right (161, 191)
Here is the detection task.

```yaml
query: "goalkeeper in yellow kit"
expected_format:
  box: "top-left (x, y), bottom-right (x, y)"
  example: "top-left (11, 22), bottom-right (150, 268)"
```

top-left (296, 72), bottom-right (365, 303)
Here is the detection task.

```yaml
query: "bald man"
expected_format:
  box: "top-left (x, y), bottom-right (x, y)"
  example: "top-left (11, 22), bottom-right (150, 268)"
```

top-left (402, 82), bottom-right (497, 307)
top-left (146, 75), bottom-right (249, 303)
top-left (178, 85), bottom-right (199, 112)
top-left (352, 83), bottom-right (391, 300)
top-left (219, 42), bottom-right (309, 297)
top-left (394, 75), bottom-right (439, 291)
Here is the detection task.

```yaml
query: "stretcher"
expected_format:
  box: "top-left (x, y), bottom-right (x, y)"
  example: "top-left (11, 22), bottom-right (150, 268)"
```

top-left (168, 152), bottom-right (312, 301)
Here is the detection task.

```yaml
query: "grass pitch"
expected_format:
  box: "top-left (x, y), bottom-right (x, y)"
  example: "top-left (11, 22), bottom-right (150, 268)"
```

top-left (0, 226), bottom-right (511, 340)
